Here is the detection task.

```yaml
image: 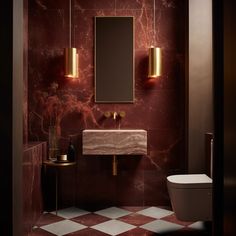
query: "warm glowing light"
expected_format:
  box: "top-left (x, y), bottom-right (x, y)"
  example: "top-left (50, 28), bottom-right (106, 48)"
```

top-left (148, 0), bottom-right (162, 78)
top-left (64, 48), bottom-right (78, 79)
top-left (148, 47), bottom-right (161, 78)
top-left (64, 0), bottom-right (79, 79)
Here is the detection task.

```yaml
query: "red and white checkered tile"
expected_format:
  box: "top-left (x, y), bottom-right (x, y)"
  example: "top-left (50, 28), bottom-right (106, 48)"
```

top-left (31, 206), bottom-right (209, 236)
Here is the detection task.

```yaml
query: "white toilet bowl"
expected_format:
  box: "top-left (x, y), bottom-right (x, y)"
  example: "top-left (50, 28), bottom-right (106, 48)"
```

top-left (167, 174), bottom-right (212, 221)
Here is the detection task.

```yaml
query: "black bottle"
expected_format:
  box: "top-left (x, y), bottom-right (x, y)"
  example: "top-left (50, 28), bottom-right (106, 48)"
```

top-left (67, 137), bottom-right (75, 162)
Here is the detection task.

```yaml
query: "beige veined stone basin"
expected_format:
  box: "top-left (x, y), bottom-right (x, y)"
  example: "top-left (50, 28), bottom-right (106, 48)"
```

top-left (82, 129), bottom-right (147, 155)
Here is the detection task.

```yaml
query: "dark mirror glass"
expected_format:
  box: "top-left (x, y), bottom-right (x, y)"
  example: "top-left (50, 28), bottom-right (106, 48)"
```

top-left (95, 17), bottom-right (134, 103)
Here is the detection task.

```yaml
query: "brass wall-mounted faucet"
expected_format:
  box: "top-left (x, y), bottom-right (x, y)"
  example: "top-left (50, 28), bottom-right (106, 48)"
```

top-left (118, 111), bottom-right (126, 118)
top-left (112, 111), bottom-right (118, 120)
top-left (103, 111), bottom-right (126, 120)
top-left (104, 111), bottom-right (111, 118)
top-left (112, 155), bottom-right (117, 176)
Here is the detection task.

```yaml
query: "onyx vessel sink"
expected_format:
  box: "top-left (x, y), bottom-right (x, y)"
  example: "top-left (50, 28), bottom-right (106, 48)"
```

top-left (82, 129), bottom-right (147, 155)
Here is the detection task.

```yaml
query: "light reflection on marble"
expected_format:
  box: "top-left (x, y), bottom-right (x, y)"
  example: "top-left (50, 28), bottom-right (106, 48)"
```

top-left (82, 129), bottom-right (147, 155)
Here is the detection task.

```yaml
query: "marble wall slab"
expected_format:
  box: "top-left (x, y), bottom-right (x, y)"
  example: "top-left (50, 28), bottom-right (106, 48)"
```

top-left (28, 0), bottom-right (187, 207)
top-left (23, 142), bottom-right (47, 235)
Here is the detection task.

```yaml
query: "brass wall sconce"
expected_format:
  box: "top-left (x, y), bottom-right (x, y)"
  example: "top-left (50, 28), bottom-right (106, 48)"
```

top-left (148, 46), bottom-right (161, 78)
top-left (64, 0), bottom-right (78, 79)
top-left (148, 0), bottom-right (162, 78)
top-left (65, 48), bottom-right (78, 78)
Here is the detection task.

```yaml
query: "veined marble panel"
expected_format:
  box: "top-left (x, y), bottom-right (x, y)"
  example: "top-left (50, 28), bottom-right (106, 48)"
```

top-left (23, 142), bottom-right (47, 235)
top-left (82, 129), bottom-right (147, 155)
top-left (28, 0), bottom-right (186, 206)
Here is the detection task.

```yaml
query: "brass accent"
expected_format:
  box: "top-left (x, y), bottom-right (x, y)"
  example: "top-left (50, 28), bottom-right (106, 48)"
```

top-left (148, 0), bottom-right (161, 78)
top-left (112, 155), bottom-right (117, 176)
top-left (104, 111), bottom-right (111, 118)
top-left (43, 160), bottom-right (76, 167)
top-left (56, 169), bottom-right (58, 215)
top-left (57, 154), bottom-right (68, 162)
top-left (64, 0), bottom-right (78, 79)
top-left (119, 111), bottom-right (126, 118)
top-left (112, 112), bottom-right (118, 120)
top-left (148, 47), bottom-right (161, 78)
top-left (104, 111), bottom-right (126, 119)
top-left (64, 47), bottom-right (78, 79)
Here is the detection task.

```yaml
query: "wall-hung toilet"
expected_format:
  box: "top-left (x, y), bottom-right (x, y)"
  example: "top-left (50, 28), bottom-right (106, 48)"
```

top-left (167, 174), bottom-right (212, 221)
top-left (167, 137), bottom-right (213, 221)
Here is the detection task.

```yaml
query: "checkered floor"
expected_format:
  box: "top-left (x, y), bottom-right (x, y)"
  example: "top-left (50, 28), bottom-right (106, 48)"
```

top-left (30, 206), bottom-right (211, 236)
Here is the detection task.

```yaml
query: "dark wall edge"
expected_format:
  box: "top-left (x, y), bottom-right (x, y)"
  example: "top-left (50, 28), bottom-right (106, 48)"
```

top-left (13, 0), bottom-right (24, 235)
top-left (213, 0), bottom-right (224, 235)
top-left (0, 1), bottom-right (14, 235)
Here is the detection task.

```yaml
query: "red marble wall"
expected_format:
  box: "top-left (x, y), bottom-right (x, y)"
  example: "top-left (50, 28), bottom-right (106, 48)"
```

top-left (28, 0), bottom-right (187, 208)
top-left (23, 142), bottom-right (47, 235)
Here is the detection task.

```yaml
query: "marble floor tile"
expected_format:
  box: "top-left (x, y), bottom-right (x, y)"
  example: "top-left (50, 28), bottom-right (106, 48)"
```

top-left (71, 213), bottom-right (110, 226)
top-left (140, 219), bottom-right (184, 234)
top-left (33, 206), bottom-right (210, 236)
top-left (161, 213), bottom-right (194, 227)
top-left (117, 227), bottom-right (155, 236)
top-left (36, 213), bottom-right (64, 227)
top-left (188, 221), bottom-right (205, 230)
top-left (120, 206), bottom-right (149, 212)
top-left (95, 207), bottom-right (132, 219)
top-left (51, 207), bottom-right (90, 219)
top-left (29, 228), bottom-right (55, 236)
top-left (41, 219), bottom-right (87, 236)
top-left (118, 213), bottom-right (156, 226)
top-left (137, 206), bottom-right (173, 219)
top-left (91, 219), bottom-right (136, 235)
top-left (64, 228), bottom-right (110, 236)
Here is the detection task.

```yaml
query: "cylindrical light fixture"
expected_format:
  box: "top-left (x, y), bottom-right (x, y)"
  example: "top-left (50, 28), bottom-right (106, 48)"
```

top-left (64, 0), bottom-right (78, 79)
top-left (148, 0), bottom-right (161, 78)
top-left (148, 46), bottom-right (161, 78)
top-left (64, 48), bottom-right (78, 78)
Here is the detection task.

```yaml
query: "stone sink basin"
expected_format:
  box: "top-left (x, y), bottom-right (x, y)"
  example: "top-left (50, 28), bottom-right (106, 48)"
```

top-left (82, 129), bottom-right (147, 155)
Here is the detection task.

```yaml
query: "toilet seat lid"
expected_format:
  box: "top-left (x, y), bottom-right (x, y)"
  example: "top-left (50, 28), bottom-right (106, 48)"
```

top-left (167, 174), bottom-right (212, 189)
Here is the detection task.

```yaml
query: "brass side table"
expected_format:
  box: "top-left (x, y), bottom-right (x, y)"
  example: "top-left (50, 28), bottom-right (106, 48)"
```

top-left (43, 160), bottom-right (76, 215)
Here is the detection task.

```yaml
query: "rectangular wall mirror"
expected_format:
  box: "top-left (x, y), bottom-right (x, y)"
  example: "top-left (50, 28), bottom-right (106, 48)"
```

top-left (95, 16), bottom-right (134, 103)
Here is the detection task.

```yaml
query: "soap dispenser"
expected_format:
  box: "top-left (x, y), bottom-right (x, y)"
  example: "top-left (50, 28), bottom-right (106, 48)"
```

top-left (67, 137), bottom-right (75, 162)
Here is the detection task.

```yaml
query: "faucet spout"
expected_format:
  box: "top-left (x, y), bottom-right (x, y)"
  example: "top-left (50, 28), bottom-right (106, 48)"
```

top-left (113, 112), bottom-right (118, 120)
